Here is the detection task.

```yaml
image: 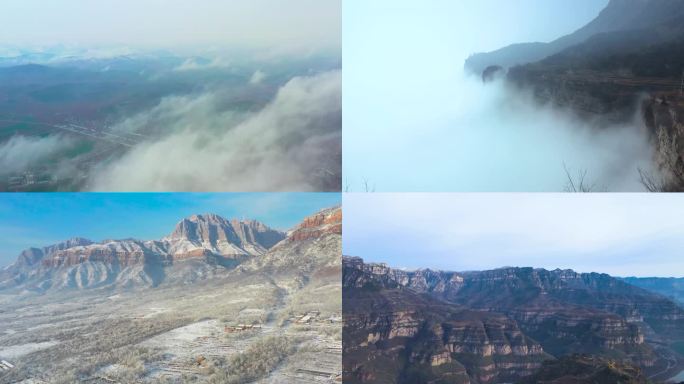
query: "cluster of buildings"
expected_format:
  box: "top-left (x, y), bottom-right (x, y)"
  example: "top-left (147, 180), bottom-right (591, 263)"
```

top-left (6, 170), bottom-right (53, 190)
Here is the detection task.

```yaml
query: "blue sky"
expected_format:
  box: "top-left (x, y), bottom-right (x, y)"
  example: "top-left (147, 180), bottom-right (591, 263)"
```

top-left (0, 193), bottom-right (339, 266)
top-left (344, 193), bottom-right (684, 277)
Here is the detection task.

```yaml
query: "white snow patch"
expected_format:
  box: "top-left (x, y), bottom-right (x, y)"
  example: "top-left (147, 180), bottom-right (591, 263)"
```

top-left (0, 341), bottom-right (58, 358)
top-left (142, 307), bottom-right (170, 319)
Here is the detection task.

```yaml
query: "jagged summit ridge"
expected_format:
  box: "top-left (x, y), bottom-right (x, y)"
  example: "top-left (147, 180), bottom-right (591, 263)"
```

top-left (0, 211), bottom-right (323, 292)
top-left (166, 213), bottom-right (285, 256)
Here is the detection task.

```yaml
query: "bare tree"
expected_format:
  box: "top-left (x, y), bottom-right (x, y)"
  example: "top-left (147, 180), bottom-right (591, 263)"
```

top-left (638, 167), bottom-right (666, 192)
top-left (361, 178), bottom-right (375, 193)
top-left (563, 162), bottom-right (600, 192)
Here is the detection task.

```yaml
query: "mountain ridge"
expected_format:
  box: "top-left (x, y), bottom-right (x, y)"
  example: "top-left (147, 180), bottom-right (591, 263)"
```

top-left (343, 256), bottom-right (684, 383)
top-left (464, 0), bottom-right (684, 75)
top-left (0, 210), bottom-right (339, 292)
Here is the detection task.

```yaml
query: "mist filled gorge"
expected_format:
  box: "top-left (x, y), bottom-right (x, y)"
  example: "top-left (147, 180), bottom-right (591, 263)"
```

top-left (343, 0), bottom-right (684, 192)
top-left (347, 70), bottom-right (654, 191)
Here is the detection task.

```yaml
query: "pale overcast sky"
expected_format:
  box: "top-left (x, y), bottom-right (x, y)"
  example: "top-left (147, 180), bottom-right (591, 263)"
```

top-left (344, 193), bottom-right (684, 277)
top-left (0, 0), bottom-right (340, 51)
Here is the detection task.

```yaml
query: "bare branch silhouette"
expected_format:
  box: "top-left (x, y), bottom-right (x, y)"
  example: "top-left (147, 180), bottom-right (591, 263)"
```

top-left (638, 167), bottom-right (665, 192)
top-left (562, 162), bottom-right (599, 192)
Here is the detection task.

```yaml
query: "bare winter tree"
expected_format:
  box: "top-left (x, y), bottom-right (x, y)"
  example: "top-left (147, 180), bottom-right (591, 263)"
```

top-left (361, 178), bottom-right (375, 193)
top-left (638, 167), bottom-right (665, 192)
top-left (562, 162), bottom-right (601, 192)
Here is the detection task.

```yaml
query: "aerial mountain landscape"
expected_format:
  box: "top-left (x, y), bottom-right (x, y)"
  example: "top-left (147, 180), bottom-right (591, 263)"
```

top-left (343, 257), bottom-right (684, 384)
top-left (0, 1), bottom-right (341, 192)
top-left (0, 49), bottom-right (341, 192)
top-left (0, 207), bottom-right (342, 383)
top-left (465, 0), bottom-right (684, 191)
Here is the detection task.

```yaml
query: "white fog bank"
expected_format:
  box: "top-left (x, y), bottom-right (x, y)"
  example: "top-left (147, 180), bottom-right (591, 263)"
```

top-left (89, 71), bottom-right (341, 191)
top-left (344, 69), bottom-right (654, 192)
top-left (343, 0), bottom-right (653, 192)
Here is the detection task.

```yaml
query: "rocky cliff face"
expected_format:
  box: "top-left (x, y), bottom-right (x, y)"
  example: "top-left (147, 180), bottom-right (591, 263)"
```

top-left (1, 213), bottom-right (295, 292)
top-left (245, 207), bottom-right (342, 274)
top-left (166, 213), bottom-right (285, 257)
top-left (14, 237), bottom-right (94, 268)
top-left (466, 0), bottom-right (684, 190)
top-left (41, 240), bottom-right (156, 269)
top-left (641, 95), bottom-right (684, 190)
top-left (285, 206), bottom-right (342, 242)
top-left (343, 258), bottom-right (550, 384)
top-left (517, 354), bottom-right (650, 384)
top-left (343, 257), bottom-right (684, 381)
top-left (30, 214), bottom-right (285, 273)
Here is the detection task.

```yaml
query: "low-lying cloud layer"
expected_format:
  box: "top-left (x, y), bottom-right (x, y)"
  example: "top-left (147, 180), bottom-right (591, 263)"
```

top-left (0, 135), bottom-right (74, 175)
top-left (89, 71), bottom-right (341, 191)
top-left (344, 71), bottom-right (655, 191)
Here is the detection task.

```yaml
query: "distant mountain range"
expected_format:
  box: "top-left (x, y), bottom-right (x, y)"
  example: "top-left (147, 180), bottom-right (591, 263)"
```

top-left (465, 0), bottom-right (684, 76)
top-left (0, 207), bottom-right (341, 292)
top-left (343, 257), bottom-right (684, 384)
top-left (621, 276), bottom-right (684, 305)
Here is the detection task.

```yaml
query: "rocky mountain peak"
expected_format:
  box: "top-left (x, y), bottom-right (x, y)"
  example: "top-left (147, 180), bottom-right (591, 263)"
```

top-left (60, 237), bottom-right (93, 248)
top-left (165, 213), bottom-right (286, 258)
top-left (0, 208), bottom-right (334, 292)
top-left (286, 206), bottom-right (342, 243)
top-left (186, 213), bottom-right (226, 223)
top-left (172, 214), bottom-right (239, 240)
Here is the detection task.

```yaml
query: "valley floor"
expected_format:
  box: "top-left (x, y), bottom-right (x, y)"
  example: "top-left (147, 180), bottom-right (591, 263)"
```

top-left (0, 272), bottom-right (342, 384)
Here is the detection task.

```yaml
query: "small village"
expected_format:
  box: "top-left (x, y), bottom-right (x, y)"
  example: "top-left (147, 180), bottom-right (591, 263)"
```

top-left (129, 309), bottom-right (342, 383)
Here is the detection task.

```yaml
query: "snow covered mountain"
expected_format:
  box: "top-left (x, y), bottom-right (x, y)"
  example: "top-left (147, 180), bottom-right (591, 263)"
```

top-left (0, 213), bottom-right (289, 292)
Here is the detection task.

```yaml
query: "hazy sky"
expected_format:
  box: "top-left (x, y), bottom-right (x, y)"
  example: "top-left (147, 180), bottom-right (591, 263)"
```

top-left (0, 0), bottom-right (340, 52)
top-left (344, 193), bottom-right (684, 277)
top-left (0, 193), bottom-right (340, 266)
top-left (344, 0), bottom-right (608, 71)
